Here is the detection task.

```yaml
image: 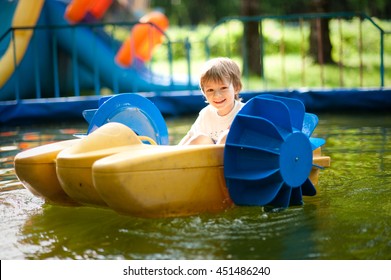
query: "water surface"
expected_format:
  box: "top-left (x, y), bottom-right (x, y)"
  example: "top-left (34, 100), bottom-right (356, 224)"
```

top-left (1, 113), bottom-right (390, 260)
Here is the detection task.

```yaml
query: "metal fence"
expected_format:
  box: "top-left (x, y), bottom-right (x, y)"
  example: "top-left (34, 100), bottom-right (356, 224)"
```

top-left (0, 19), bottom-right (186, 101)
top-left (0, 12), bottom-right (389, 102)
top-left (204, 12), bottom-right (390, 90)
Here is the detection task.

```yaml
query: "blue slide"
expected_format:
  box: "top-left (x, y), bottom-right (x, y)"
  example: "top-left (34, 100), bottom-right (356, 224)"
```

top-left (0, 0), bottom-right (196, 101)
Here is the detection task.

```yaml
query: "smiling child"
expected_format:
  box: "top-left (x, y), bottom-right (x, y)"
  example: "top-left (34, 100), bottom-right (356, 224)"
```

top-left (179, 57), bottom-right (244, 145)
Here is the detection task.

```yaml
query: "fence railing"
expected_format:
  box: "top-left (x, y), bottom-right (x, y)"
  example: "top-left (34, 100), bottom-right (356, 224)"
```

top-left (204, 12), bottom-right (390, 90)
top-left (0, 20), bottom-right (190, 101)
top-left (0, 12), bottom-right (389, 102)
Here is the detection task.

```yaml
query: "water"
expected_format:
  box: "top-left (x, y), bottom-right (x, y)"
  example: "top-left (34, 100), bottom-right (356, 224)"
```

top-left (1, 113), bottom-right (391, 260)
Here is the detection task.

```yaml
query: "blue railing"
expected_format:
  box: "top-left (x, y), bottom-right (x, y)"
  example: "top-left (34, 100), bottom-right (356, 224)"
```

top-left (205, 12), bottom-right (390, 89)
top-left (0, 12), bottom-right (389, 102)
top-left (0, 20), bottom-right (192, 101)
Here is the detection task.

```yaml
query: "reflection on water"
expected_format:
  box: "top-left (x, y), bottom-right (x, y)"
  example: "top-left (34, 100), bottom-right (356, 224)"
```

top-left (17, 204), bottom-right (318, 260)
top-left (1, 113), bottom-right (391, 260)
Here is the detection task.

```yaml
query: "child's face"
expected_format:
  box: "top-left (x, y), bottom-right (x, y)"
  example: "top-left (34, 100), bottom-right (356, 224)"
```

top-left (203, 78), bottom-right (238, 116)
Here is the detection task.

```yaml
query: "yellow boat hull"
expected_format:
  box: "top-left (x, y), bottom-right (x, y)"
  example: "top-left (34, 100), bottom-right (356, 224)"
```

top-left (93, 144), bottom-right (233, 218)
top-left (14, 139), bottom-right (80, 205)
top-left (56, 122), bottom-right (144, 206)
top-left (14, 122), bottom-right (330, 217)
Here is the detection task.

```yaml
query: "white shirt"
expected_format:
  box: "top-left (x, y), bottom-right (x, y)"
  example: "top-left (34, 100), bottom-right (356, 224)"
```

top-left (186, 100), bottom-right (245, 143)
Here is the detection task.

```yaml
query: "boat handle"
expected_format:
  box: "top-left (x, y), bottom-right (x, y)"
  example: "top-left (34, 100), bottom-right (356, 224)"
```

top-left (138, 136), bottom-right (157, 145)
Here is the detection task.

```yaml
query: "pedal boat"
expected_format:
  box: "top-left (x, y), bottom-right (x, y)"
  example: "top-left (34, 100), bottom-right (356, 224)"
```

top-left (14, 122), bottom-right (329, 217)
top-left (13, 94), bottom-right (330, 217)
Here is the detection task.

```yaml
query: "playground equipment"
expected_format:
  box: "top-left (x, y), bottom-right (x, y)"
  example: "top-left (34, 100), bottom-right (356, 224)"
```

top-left (0, 0), bottom-right (45, 89)
top-left (0, 0), bottom-right (195, 102)
top-left (115, 11), bottom-right (169, 67)
top-left (65, 0), bottom-right (113, 22)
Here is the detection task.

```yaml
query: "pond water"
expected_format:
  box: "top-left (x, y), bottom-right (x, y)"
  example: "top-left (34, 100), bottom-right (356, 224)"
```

top-left (1, 112), bottom-right (390, 260)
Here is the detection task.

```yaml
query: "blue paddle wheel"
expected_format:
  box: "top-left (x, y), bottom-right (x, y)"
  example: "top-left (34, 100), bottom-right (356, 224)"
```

top-left (224, 95), bottom-right (326, 208)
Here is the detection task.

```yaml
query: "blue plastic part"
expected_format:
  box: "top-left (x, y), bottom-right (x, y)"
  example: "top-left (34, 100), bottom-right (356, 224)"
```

top-left (240, 97), bottom-right (293, 133)
top-left (86, 93), bottom-right (169, 145)
top-left (289, 187), bottom-right (304, 206)
top-left (98, 96), bottom-right (112, 106)
top-left (227, 115), bottom-right (285, 150)
top-left (81, 95), bottom-right (111, 124)
top-left (269, 184), bottom-right (293, 208)
top-left (309, 137), bottom-right (326, 150)
top-left (279, 132), bottom-right (312, 187)
top-left (302, 113), bottom-right (319, 137)
top-left (258, 95), bottom-right (305, 131)
top-left (301, 178), bottom-right (317, 196)
top-left (224, 95), bottom-right (324, 208)
top-left (82, 109), bottom-right (97, 124)
top-left (227, 179), bottom-right (284, 206)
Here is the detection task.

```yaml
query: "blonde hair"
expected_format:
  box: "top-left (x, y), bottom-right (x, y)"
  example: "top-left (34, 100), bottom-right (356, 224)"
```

top-left (199, 57), bottom-right (242, 100)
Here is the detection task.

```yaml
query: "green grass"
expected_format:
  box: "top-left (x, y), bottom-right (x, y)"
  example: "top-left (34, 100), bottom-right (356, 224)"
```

top-left (147, 53), bottom-right (390, 90)
top-left (111, 17), bottom-right (391, 89)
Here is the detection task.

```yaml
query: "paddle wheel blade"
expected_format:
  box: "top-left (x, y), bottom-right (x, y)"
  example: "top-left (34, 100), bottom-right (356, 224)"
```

top-left (301, 178), bottom-right (317, 196)
top-left (310, 137), bottom-right (326, 151)
top-left (225, 95), bottom-right (323, 209)
top-left (302, 113), bottom-right (319, 137)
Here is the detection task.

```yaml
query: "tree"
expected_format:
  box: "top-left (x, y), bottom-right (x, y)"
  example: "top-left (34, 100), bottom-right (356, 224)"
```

top-left (308, 0), bottom-right (334, 64)
top-left (240, 0), bottom-right (263, 76)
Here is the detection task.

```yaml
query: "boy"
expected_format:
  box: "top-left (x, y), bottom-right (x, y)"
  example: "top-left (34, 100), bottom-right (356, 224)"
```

top-left (179, 57), bottom-right (244, 145)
